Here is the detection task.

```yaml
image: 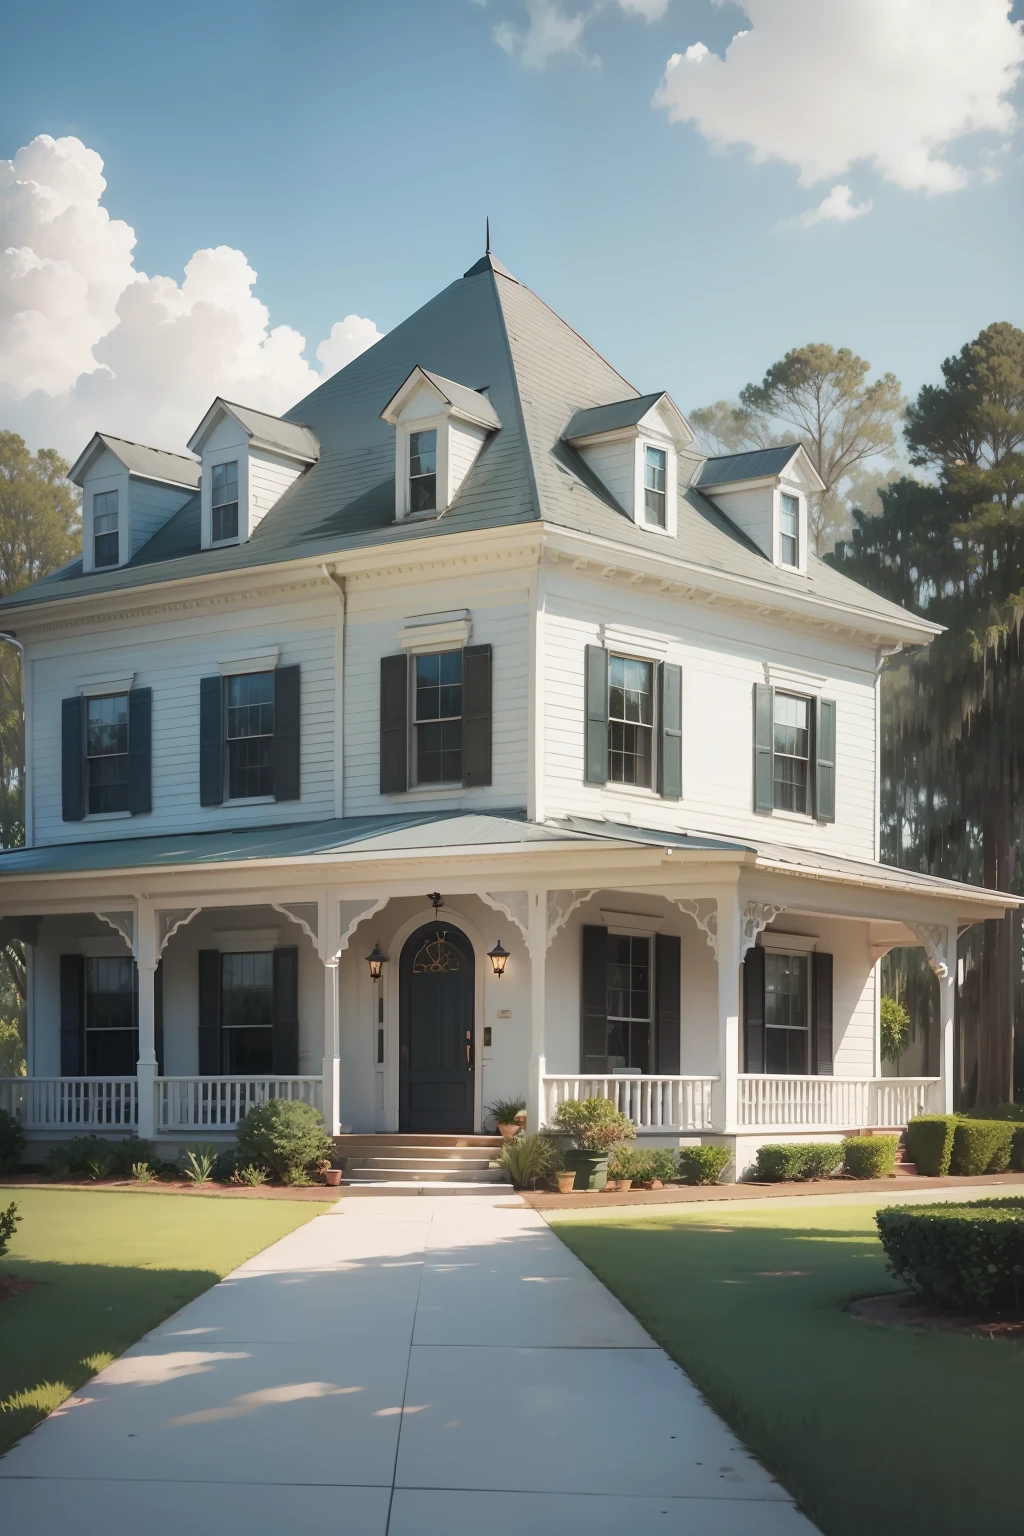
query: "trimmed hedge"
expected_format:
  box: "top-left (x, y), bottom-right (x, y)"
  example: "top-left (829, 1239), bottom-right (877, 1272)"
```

top-left (907, 1113), bottom-right (1022, 1177)
top-left (753, 1142), bottom-right (844, 1182)
top-left (843, 1134), bottom-right (899, 1179)
top-left (906, 1116), bottom-right (956, 1177)
top-left (951, 1119), bottom-right (1016, 1176)
top-left (876, 1197), bottom-right (1024, 1312)
top-left (676, 1145), bottom-right (733, 1185)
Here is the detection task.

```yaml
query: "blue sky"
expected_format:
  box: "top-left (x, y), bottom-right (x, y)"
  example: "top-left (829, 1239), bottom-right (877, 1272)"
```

top-left (2, 0), bottom-right (1023, 457)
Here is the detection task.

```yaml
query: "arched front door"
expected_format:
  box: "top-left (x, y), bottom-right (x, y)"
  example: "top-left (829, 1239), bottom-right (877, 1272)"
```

top-left (399, 921), bottom-right (475, 1133)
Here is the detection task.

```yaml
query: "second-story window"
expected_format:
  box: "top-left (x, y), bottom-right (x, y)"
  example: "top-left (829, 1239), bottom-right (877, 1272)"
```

top-left (93, 491), bottom-right (119, 568)
top-left (87, 694), bottom-right (129, 814)
top-left (773, 691), bottom-right (810, 813)
top-left (643, 446), bottom-right (667, 528)
top-left (212, 461), bottom-right (239, 542)
top-left (780, 492), bottom-right (800, 566)
top-left (415, 650), bottom-right (462, 783)
top-left (409, 430), bottom-right (437, 514)
top-left (609, 655), bottom-right (653, 787)
top-left (226, 672), bottom-right (274, 798)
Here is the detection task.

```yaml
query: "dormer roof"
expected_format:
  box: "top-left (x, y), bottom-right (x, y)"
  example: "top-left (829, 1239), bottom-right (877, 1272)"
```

top-left (697, 443), bottom-right (825, 493)
top-left (187, 399), bottom-right (320, 463)
top-left (68, 433), bottom-right (201, 490)
top-left (564, 391), bottom-right (691, 448)
top-left (380, 367), bottom-right (502, 431)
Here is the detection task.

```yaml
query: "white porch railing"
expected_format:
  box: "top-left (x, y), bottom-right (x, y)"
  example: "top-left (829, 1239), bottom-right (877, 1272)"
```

top-left (737, 1075), bottom-right (941, 1130)
top-left (157, 1076), bottom-right (323, 1133)
top-left (542, 1074), bottom-right (717, 1133)
top-left (0, 1077), bottom-right (139, 1129)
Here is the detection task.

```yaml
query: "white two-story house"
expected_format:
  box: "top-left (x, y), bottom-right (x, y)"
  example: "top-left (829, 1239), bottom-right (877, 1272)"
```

top-left (0, 249), bottom-right (1013, 1177)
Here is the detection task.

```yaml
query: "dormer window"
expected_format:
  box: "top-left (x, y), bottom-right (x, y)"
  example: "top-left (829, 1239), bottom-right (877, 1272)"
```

top-left (93, 491), bottom-right (119, 568)
top-left (409, 431), bottom-right (437, 515)
top-left (212, 461), bottom-right (239, 543)
top-left (780, 492), bottom-right (800, 567)
top-left (643, 447), bottom-right (667, 529)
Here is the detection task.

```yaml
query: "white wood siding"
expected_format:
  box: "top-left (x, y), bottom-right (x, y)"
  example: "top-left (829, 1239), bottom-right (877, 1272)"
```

top-left (129, 477), bottom-right (194, 556)
top-left (542, 567), bottom-right (879, 860)
top-left (449, 422), bottom-right (488, 505)
top-left (705, 483), bottom-right (773, 559)
top-left (578, 438), bottom-right (636, 516)
top-left (249, 449), bottom-right (304, 533)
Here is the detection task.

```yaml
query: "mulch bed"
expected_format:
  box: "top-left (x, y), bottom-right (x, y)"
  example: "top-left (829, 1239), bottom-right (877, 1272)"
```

top-left (0, 1276), bottom-right (35, 1305)
top-left (0, 1174), bottom-right (335, 1202)
top-left (521, 1169), bottom-right (1024, 1211)
top-left (849, 1291), bottom-right (1024, 1344)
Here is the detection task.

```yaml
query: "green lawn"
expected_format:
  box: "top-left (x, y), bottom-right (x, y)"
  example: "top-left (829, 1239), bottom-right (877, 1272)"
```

top-left (0, 1188), bottom-right (329, 1455)
top-left (552, 1201), bottom-right (1022, 1536)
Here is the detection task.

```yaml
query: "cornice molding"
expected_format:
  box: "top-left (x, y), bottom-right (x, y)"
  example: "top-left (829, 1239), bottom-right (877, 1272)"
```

top-left (14, 575), bottom-right (330, 640)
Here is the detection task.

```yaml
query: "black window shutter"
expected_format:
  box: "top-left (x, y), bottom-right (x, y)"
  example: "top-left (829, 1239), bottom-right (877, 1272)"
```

top-left (199, 676), bottom-right (224, 806)
top-left (655, 932), bottom-right (681, 1074)
top-left (584, 644), bottom-right (609, 785)
top-left (658, 662), bottom-right (683, 800)
top-left (272, 947), bottom-right (300, 1075)
top-left (815, 697), bottom-right (836, 823)
top-left (753, 682), bottom-right (774, 813)
top-left (61, 696), bottom-right (85, 822)
top-left (273, 664), bottom-right (301, 802)
top-left (59, 953), bottom-right (85, 1075)
top-left (462, 644), bottom-right (492, 787)
top-left (743, 945), bottom-right (766, 1072)
top-left (580, 924), bottom-right (608, 1071)
top-left (380, 653), bottom-right (409, 794)
top-left (812, 951), bottom-right (834, 1076)
top-left (127, 687), bottom-right (152, 815)
top-left (154, 958), bottom-right (164, 1076)
top-left (197, 950), bottom-right (221, 1073)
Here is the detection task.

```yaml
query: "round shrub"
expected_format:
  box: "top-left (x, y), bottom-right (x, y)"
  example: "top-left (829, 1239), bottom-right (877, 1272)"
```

top-left (842, 1134), bottom-right (898, 1179)
top-left (551, 1097), bottom-right (636, 1152)
top-left (754, 1144), bottom-right (811, 1181)
top-left (906, 1115), bottom-right (956, 1177)
top-left (950, 1118), bottom-right (1016, 1176)
top-left (876, 1198), bottom-right (1024, 1312)
top-left (677, 1144), bottom-right (732, 1185)
top-left (234, 1099), bottom-right (332, 1182)
top-left (0, 1108), bottom-right (26, 1173)
top-left (800, 1143), bottom-right (846, 1179)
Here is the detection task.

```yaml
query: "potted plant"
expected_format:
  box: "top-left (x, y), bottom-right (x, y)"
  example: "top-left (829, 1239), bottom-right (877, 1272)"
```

top-left (551, 1097), bottom-right (636, 1191)
top-left (549, 1148), bottom-right (577, 1194)
top-left (487, 1096), bottom-right (527, 1140)
top-left (318, 1156), bottom-right (344, 1187)
top-left (608, 1144), bottom-right (639, 1191)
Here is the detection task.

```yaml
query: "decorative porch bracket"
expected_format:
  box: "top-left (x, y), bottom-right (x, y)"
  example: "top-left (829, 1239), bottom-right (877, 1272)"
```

top-left (674, 898), bottom-right (718, 956)
top-left (545, 890), bottom-right (597, 950)
top-left (741, 902), bottom-right (787, 957)
top-left (481, 890), bottom-right (529, 945)
top-left (156, 908), bottom-right (202, 958)
top-left (95, 911), bottom-right (135, 951)
top-left (906, 922), bottom-right (952, 980)
top-left (334, 897), bottom-right (390, 962)
top-left (271, 902), bottom-right (320, 947)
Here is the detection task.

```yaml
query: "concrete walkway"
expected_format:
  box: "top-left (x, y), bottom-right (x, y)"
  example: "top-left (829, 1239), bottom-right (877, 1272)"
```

top-left (0, 1194), bottom-right (818, 1534)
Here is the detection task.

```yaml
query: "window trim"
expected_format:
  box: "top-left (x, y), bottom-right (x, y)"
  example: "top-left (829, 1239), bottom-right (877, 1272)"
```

top-left (399, 415), bottom-right (450, 521)
top-left (605, 926), bottom-right (655, 1074)
top-left (211, 459), bottom-right (240, 545)
top-left (642, 444), bottom-right (667, 529)
top-left (607, 651), bottom-right (656, 792)
top-left (224, 669), bottom-right (275, 802)
top-left (202, 450), bottom-right (248, 548)
top-left (85, 690), bottom-right (130, 818)
top-left (92, 489), bottom-right (120, 569)
top-left (411, 646), bottom-right (464, 788)
top-left (632, 435), bottom-right (677, 538)
top-left (763, 948), bottom-right (812, 1075)
top-left (771, 688), bottom-right (813, 818)
top-left (779, 490), bottom-right (800, 568)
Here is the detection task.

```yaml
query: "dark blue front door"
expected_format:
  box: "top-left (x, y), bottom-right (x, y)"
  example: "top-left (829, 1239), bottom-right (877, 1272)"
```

top-left (399, 922), bottom-right (475, 1133)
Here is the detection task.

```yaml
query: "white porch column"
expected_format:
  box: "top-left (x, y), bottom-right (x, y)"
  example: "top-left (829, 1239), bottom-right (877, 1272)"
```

top-left (713, 890), bottom-right (742, 1133)
top-left (939, 923), bottom-right (956, 1114)
top-left (135, 901), bottom-right (158, 1140)
top-left (322, 959), bottom-right (341, 1136)
top-left (526, 888), bottom-right (547, 1133)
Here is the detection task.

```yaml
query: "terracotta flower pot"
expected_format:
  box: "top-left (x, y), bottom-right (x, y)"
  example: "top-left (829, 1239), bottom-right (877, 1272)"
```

top-left (555, 1172), bottom-right (576, 1194)
top-left (323, 1169), bottom-right (342, 1187)
top-left (616, 1178), bottom-right (633, 1191)
top-left (498, 1123), bottom-right (520, 1141)
top-left (647, 1178), bottom-right (664, 1191)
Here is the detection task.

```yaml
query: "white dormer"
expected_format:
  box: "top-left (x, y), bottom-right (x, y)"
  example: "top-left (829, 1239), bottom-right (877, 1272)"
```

top-left (563, 392), bottom-right (694, 539)
top-left (381, 367), bottom-right (501, 522)
top-left (69, 434), bottom-right (201, 574)
top-left (187, 400), bottom-right (319, 550)
top-left (695, 445), bottom-right (824, 575)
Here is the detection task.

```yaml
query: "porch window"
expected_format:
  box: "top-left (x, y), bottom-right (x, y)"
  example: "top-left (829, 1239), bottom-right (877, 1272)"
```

top-left (93, 490), bottom-right (119, 568)
top-left (85, 956), bottom-right (138, 1074)
top-left (226, 672), bottom-right (274, 799)
top-left (606, 934), bottom-right (651, 1072)
top-left (220, 951), bottom-right (273, 1072)
top-left (773, 691), bottom-right (810, 813)
top-left (409, 429), bottom-right (437, 514)
top-left (414, 649), bottom-right (462, 783)
top-left (212, 461), bottom-right (239, 543)
top-left (764, 951), bottom-right (809, 1072)
top-left (608, 655), bottom-right (653, 787)
top-left (86, 693), bottom-right (130, 814)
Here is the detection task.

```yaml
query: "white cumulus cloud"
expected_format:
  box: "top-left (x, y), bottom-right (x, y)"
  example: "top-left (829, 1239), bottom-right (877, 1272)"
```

top-left (495, 1), bottom-right (596, 68)
top-left (795, 183), bottom-right (873, 227)
top-left (0, 134), bottom-right (383, 458)
top-left (654, 0), bottom-right (1024, 196)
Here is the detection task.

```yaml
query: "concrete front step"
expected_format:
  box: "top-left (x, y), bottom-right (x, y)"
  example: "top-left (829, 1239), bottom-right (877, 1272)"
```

top-left (344, 1166), bottom-right (510, 1184)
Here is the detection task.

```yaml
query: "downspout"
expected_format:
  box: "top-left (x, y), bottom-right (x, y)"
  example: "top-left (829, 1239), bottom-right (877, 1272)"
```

top-left (320, 566), bottom-right (346, 819)
top-left (0, 632), bottom-right (28, 848)
top-left (873, 643), bottom-right (903, 1079)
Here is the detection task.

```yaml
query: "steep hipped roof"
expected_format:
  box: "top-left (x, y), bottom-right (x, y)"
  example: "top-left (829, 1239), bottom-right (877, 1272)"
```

top-left (187, 399), bottom-right (320, 462)
top-left (68, 433), bottom-right (201, 489)
top-left (696, 445), bottom-right (803, 488)
top-left (0, 255), bottom-right (932, 640)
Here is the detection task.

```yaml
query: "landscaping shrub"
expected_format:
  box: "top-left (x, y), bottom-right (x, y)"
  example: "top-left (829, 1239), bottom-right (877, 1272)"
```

top-left (906, 1115), bottom-right (956, 1177)
top-left (0, 1108), bottom-right (25, 1173)
top-left (85, 1153), bottom-right (115, 1180)
top-left (232, 1164), bottom-right (267, 1187)
top-left (110, 1136), bottom-right (157, 1176)
top-left (0, 1200), bottom-right (19, 1257)
top-left (551, 1097), bottom-right (636, 1151)
top-left (131, 1162), bottom-right (154, 1183)
top-left (648, 1148), bottom-right (678, 1183)
top-left (843, 1135), bottom-right (899, 1179)
top-left (876, 1198), bottom-right (1024, 1312)
top-left (180, 1145), bottom-right (218, 1184)
top-left (62, 1135), bottom-right (116, 1174)
top-left (498, 1133), bottom-right (554, 1189)
top-left (800, 1143), bottom-right (846, 1179)
top-left (234, 1099), bottom-right (332, 1182)
top-left (43, 1147), bottom-right (72, 1179)
top-left (950, 1118), bottom-right (1016, 1176)
top-left (676, 1144), bottom-right (732, 1185)
top-left (608, 1145), bottom-right (646, 1182)
top-left (754, 1145), bottom-right (810, 1181)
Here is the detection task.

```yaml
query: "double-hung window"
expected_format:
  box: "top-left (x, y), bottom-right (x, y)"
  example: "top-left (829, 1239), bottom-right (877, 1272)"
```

top-left (86, 694), bottom-right (129, 814)
top-left (773, 692), bottom-right (810, 813)
top-left (608, 655), bottom-right (654, 787)
top-left (220, 951), bottom-right (273, 1072)
top-left (643, 446), bottom-right (667, 528)
top-left (764, 951), bottom-right (809, 1072)
top-left (606, 934), bottom-right (651, 1072)
top-left (226, 672), bottom-right (274, 799)
top-left (85, 956), bottom-right (138, 1074)
top-left (780, 492), bottom-right (799, 567)
top-left (414, 650), bottom-right (462, 783)
top-left (93, 491), bottom-right (119, 568)
top-left (409, 430), bottom-right (437, 514)
top-left (212, 461), bottom-right (239, 542)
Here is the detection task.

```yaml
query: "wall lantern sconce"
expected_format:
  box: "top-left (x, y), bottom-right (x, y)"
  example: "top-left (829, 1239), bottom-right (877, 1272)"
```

top-left (366, 943), bottom-right (387, 982)
top-left (487, 940), bottom-right (510, 979)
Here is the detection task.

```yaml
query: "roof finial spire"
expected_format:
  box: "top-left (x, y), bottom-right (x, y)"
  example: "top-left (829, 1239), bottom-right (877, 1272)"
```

top-left (485, 216), bottom-right (491, 256)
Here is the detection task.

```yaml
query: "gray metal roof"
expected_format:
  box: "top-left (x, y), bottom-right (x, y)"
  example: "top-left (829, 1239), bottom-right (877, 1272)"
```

top-left (415, 370), bottom-right (502, 429)
top-left (696, 445), bottom-right (801, 488)
top-left (72, 434), bottom-right (201, 488)
top-left (564, 393), bottom-right (667, 441)
top-left (0, 257), bottom-right (930, 640)
top-left (216, 401), bottom-right (320, 462)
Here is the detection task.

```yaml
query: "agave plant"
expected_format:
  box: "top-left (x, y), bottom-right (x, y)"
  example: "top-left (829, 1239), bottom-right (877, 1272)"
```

top-left (180, 1145), bottom-right (218, 1184)
top-left (498, 1134), bottom-right (555, 1189)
